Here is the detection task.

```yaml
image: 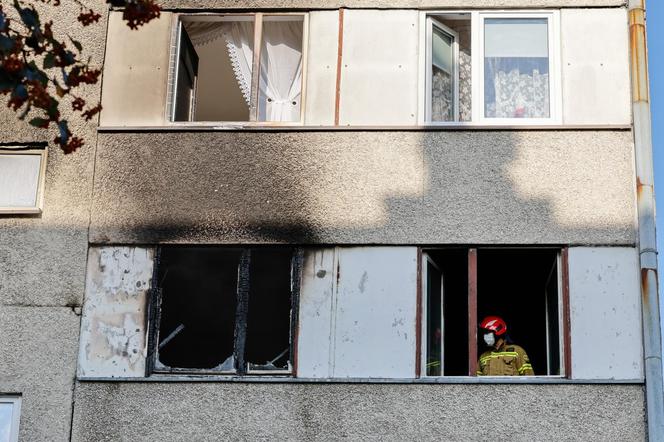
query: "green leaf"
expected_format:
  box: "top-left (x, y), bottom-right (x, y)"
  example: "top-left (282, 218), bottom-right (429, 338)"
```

top-left (43, 53), bottom-right (55, 69)
top-left (68, 36), bottom-right (82, 52)
top-left (29, 117), bottom-right (49, 128)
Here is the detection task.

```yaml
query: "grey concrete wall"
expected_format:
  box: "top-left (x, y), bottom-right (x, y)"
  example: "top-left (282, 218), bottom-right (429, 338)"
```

top-left (71, 382), bottom-right (644, 441)
top-left (0, 1), bottom-right (108, 440)
top-left (0, 307), bottom-right (80, 441)
top-left (90, 130), bottom-right (636, 245)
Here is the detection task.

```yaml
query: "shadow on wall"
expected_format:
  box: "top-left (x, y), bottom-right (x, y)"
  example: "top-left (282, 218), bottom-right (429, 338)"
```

top-left (88, 129), bottom-right (635, 245)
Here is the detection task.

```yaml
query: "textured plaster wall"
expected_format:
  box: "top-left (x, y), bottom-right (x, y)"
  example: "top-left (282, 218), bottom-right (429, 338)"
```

top-left (0, 1), bottom-right (109, 440)
top-left (0, 0), bottom-right (108, 307)
top-left (71, 382), bottom-right (644, 441)
top-left (90, 130), bottom-right (636, 245)
top-left (0, 307), bottom-right (80, 441)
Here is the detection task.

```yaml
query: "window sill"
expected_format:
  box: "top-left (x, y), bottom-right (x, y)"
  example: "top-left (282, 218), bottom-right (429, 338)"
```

top-left (77, 375), bottom-right (644, 385)
top-left (97, 124), bottom-right (631, 132)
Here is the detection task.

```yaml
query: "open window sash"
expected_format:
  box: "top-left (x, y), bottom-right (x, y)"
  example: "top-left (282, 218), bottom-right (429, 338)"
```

top-left (425, 18), bottom-right (460, 123)
top-left (172, 23), bottom-right (199, 122)
top-left (421, 252), bottom-right (445, 376)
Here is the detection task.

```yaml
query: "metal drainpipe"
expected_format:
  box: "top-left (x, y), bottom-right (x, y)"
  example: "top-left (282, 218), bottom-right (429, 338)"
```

top-left (629, 1), bottom-right (664, 440)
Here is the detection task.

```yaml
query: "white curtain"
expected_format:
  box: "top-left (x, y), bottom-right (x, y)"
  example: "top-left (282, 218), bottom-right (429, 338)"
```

top-left (485, 60), bottom-right (549, 118)
top-left (184, 20), bottom-right (303, 122)
top-left (222, 22), bottom-right (254, 106)
top-left (257, 20), bottom-right (303, 122)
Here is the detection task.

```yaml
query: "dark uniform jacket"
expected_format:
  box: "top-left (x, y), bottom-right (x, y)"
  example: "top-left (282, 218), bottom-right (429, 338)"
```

top-left (477, 342), bottom-right (534, 376)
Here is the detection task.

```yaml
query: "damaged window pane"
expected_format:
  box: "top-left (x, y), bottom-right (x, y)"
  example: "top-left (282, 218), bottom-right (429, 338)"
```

top-left (156, 247), bottom-right (241, 370)
top-left (152, 246), bottom-right (297, 375)
top-left (245, 249), bottom-right (293, 371)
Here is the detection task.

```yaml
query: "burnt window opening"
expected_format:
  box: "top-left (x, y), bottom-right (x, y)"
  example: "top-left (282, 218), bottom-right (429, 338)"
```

top-left (151, 246), bottom-right (300, 375)
top-left (421, 248), bottom-right (562, 377)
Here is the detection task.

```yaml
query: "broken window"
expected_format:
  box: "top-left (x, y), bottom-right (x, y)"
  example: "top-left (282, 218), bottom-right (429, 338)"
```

top-left (172, 14), bottom-right (306, 123)
top-left (0, 396), bottom-right (21, 442)
top-left (421, 248), bottom-right (564, 377)
top-left (0, 148), bottom-right (47, 215)
top-left (151, 246), bottom-right (300, 375)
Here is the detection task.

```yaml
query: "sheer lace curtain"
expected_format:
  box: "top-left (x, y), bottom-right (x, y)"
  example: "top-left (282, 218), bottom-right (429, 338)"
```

top-left (483, 18), bottom-right (550, 119)
top-left (184, 19), bottom-right (303, 122)
top-left (258, 20), bottom-right (303, 122)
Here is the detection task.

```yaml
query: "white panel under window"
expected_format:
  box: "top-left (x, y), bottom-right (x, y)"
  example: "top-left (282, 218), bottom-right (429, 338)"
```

top-left (339, 10), bottom-right (419, 125)
top-left (0, 397), bottom-right (20, 442)
top-left (483, 18), bottom-right (550, 119)
top-left (561, 9), bottom-right (631, 125)
top-left (0, 149), bottom-right (46, 214)
top-left (297, 247), bottom-right (418, 378)
top-left (78, 247), bottom-right (154, 378)
top-left (568, 247), bottom-right (643, 380)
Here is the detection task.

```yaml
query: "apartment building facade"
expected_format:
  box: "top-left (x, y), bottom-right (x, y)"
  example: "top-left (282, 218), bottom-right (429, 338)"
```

top-left (0, 0), bottom-right (661, 440)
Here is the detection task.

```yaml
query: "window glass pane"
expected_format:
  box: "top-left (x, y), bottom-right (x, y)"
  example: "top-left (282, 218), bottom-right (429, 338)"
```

top-left (258, 16), bottom-right (304, 122)
top-left (181, 17), bottom-right (254, 121)
top-left (157, 248), bottom-right (241, 370)
top-left (484, 18), bottom-right (550, 118)
top-left (173, 26), bottom-right (198, 122)
top-left (431, 26), bottom-right (455, 122)
top-left (0, 402), bottom-right (13, 442)
top-left (425, 259), bottom-right (443, 376)
top-left (0, 154), bottom-right (41, 208)
top-left (245, 248), bottom-right (293, 370)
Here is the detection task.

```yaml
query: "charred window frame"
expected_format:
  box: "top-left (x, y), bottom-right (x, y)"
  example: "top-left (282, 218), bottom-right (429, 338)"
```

top-left (418, 247), bottom-right (570, 378)
top-left (147, 246), bottom-right (303, 376)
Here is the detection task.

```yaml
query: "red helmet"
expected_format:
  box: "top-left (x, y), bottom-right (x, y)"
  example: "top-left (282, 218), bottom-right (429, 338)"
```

top-left (480, 316), bottom-right (507, 336)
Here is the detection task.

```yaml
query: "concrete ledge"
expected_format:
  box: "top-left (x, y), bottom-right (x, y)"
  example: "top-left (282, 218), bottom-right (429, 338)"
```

top-left (71, 382), bottom-right (645, 441)
top-left (151, 2), bottom-right (626, 11)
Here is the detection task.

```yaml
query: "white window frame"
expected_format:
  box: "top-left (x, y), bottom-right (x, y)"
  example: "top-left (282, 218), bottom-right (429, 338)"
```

top-left (424, 17), bottom-right (460, 123)
top-left (475, 10), bottom-right (562, 125)
top-left (420, 10), bottom-right (561, 126)
top-left (0, 396), bottom-right (21, 442)
top-left (0, 148), bottom-right (47, 215)
top-left (168, 12), bottom-right (309, 127)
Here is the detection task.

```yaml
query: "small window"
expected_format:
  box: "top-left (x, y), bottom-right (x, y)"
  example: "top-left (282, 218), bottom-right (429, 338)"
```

top-left (0, 396), bottom-right (21, 442)
top-left (0, 148), bottom-right (47, 215)
top-left (150, 246), bottom-right (299, 375)
top-left (423, 11), bottom-right (558, 124)
top-left (172, 14), bottom-right (306, 124)
top-left (421, 248), bottom-right (564, 377)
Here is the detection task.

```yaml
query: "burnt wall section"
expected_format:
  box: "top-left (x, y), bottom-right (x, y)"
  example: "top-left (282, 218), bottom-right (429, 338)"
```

top-left (71, 382), bottom-right (644, 441)
top-left (78, 247), bottom-right (155, 378)
top-left (0, 307), bottom-right (80, 442)
top-left (90, 130), bottom-right (636, 245)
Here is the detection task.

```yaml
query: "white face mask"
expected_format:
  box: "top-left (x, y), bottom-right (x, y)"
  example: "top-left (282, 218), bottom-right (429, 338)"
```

top-left (483, 332), bottom-right (496, 347)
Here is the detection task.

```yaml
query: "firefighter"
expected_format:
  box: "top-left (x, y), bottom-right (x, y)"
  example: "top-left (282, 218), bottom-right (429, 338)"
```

top-left (477, 316), bottom-right (534, 376)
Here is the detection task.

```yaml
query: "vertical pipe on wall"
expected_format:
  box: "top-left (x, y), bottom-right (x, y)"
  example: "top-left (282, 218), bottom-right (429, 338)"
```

top-left (628, 1), bottom-right (664, 439)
